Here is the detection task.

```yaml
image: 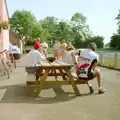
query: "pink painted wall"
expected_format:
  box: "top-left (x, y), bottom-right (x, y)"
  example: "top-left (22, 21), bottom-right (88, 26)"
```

top-left (0, 0), bottom-right (9, 52)
top-left (0, 0), bottom-right (3, 51)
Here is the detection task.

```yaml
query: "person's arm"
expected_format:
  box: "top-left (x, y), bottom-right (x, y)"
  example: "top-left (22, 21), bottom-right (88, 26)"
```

top-left (71, 51), bottom-right (79, 71)
top-left (37, 52), bottom-right (46, 64)
top-left (71, 45), bottom-right (75, 50)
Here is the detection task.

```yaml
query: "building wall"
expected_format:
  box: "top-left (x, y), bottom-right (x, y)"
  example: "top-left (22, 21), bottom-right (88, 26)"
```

top-left (9, 32), bottom-right (24, 54)
top-left (0, 0), bottom-right (3, 51)
top-left (9, 32), bottom-right (20, 46)
top-left (0, 0), bottom-right (9, 52)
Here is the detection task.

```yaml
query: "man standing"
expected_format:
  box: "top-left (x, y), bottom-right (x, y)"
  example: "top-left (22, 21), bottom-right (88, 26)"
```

top-left (41, 41), bottom-right (48, 58)
top-left (59, 40), bottom-right (67, 61)
top-left (53, 40), bottom-right (60, 60)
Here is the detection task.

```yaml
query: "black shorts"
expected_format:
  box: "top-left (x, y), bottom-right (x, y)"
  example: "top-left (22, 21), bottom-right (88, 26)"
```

top-left (25, 66), bottom-right (41, 73)
top-left (78, 70), bottom-right (98, 80)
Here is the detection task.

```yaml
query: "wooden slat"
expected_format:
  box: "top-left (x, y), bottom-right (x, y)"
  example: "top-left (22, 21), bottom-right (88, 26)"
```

top-left (54, 61), bottom-right (73, 67)
top-left (26, 80), bottom-right (87, 86)
top-left (56, 61), bottom-right (73, 66)
top-left (58, 68), bottom-right (67, 80)
top-left (71, 72), bottom-right (78, 80)
top-left (39, 61), bottom-right (73, 68)
top-left (39, 61), bottom-right (52, 68)
top-left (64, 68), bottom-right (80, 96)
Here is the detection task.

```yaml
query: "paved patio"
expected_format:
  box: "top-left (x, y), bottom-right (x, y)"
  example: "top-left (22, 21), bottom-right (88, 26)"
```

top-left (0, 56), bottom-right (120, 120)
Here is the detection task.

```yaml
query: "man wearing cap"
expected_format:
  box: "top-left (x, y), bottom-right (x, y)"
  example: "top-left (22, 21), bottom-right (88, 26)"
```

top-left (25, 41), bottom-right (46, 81)
top-left (72, 43), bottom-right (105, 94)
top-left (26, 41), bottom-right (45, 66)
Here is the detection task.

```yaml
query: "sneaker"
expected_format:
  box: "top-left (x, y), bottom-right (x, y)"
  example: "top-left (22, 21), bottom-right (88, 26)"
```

top-left (98, 88), bottom-right (105, 94)
top-left (89, 86), bottom-right (94, 93)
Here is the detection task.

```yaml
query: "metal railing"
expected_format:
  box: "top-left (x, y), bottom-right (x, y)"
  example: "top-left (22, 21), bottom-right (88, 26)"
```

top-left (97, 52), bottom-right (120, 70)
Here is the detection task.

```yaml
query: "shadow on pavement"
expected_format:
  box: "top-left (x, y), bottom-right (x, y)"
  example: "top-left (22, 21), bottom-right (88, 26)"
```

top-left (0, 84), bottom-right (98, 104)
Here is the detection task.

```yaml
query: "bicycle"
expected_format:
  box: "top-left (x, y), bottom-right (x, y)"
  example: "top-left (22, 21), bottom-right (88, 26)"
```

top-left (4, 50), bottom-right (16, 70)
top-left (0, 51), bottom-right (10, 79)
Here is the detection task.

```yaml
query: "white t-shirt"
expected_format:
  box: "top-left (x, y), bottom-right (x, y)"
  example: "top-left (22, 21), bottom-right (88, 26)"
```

top-left (77, 49), bottom-right (99, 77)
top-left (53, 43), bottom-right (60, 50)
top-left (64, 50), bottom-right (74, 64)
top-left (26, 49), bottom-right (46, 67)
top-left (64, 50), bottom-right (78, 73)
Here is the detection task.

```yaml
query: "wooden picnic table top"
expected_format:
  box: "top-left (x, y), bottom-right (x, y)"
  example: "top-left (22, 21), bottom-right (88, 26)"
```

top-left (38, 60), bottom-right (74, 68)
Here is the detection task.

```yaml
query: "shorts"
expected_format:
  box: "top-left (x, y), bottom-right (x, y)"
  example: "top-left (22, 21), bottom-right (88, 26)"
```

top-left (25, 66), bottom-right (43, 81)
top-left (78, 69), bottom-right (98, 80)
top-left (25, 66), bottom-right (41, 73)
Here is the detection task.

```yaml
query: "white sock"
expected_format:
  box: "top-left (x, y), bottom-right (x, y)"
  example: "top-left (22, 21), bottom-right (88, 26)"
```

top-left (99, 87), bottom-right (103, 90)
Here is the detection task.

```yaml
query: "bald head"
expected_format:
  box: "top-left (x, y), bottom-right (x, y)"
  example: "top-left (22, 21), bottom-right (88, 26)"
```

top-left (88, 43), bottom-right (97, 51)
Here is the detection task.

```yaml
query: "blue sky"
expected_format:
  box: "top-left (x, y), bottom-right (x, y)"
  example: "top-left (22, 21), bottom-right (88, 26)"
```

top-left (7, 0), bottom-right (120, 44)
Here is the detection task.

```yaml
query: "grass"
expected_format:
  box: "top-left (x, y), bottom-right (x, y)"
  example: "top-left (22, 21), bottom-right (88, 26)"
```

top-left (97, 47), bottom-right (120, 51)
top-left (98, 55), bottom-right (120, 69)
top-left (47, 48), bottom-right (54, 54)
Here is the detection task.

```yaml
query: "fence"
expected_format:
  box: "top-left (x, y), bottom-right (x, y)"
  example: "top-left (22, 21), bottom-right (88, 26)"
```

top-left (97, 52), bottom-right (120, 70)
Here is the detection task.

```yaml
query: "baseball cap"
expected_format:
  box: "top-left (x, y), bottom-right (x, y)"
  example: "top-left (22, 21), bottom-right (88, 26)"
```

top-left (34, 41), bottom-right (42, 49)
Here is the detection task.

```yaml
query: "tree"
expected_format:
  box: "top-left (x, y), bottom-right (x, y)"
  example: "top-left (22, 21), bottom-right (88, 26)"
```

top-left (70, 13), bottom-right (92, 47)
top-left (31, 23), bottom-right (50, 41)
top-left (115, 10), bottom-right (120, 34)
top-left (54, 21), bottom-right (72, 41)
top-left (110, 34), bottom-right (120, 48)
top-left (39, 16), bottom-right (58, 42)
top-left (10, 10), bottom-right (37, 42)
top-left (10, 10), bottom-right (96, 47)
top-left (85, 36), bottom-right (104, 48)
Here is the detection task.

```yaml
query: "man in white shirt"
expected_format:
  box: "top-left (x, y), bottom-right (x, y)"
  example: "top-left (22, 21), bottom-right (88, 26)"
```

top-left (72, 43), bottom-right (105, 94)
top-left (26, 42), bottom-right (45, 66)
top-left (25, 41), bottom-right (46, 80)
top-left (53, 40), bottom-right (60, 60)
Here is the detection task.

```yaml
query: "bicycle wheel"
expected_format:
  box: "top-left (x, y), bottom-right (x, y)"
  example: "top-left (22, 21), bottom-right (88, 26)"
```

top-left (1, 60), bottom-right (10, 79)
top-left (10, 53), bottom-right (16, 68)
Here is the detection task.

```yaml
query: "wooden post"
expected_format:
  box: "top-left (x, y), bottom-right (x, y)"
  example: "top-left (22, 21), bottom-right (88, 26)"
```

top-left (114, 53), bottom-right (118, 68)
top-left (99, 52), bottom-right (103, 65)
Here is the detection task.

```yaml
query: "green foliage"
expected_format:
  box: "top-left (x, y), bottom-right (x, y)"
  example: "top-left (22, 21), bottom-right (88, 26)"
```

top-left (115, 10), bottom-right (120, 34)
top-left (70, 13), bottom-right (93, 47)
top-left (10, 10), bottom-right (102, 47)
top-left (85, 36), bottom-right (104, 48)
top-left (110, 34), bottom-right (120, 48)
top-left (109, 10), bottom-right (120, 49)
top-left (10, 10), bottom-right (37, 41)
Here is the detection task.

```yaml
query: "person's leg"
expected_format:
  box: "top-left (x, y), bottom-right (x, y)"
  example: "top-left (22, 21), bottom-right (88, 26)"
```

top-left (61, 51), bottom-right (66, 62)
top-left (36, 68), bottom-right (43, 81)
top-left (87, 82), bottom-right (94, 93)
top-left (95, 69), bottom-right (105, 94)
top-left (85, 68), bottom-right (105, 94)
top-left (56, 50), bottom-right (59, 60)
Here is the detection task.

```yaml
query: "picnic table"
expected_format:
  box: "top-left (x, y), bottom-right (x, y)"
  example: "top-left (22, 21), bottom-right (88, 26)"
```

top-left (26, 60), bottom-right (88, 96)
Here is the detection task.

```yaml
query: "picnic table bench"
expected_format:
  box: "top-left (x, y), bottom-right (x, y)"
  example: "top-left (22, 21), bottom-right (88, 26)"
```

top-left (26, 60), bottom-right (88, 96)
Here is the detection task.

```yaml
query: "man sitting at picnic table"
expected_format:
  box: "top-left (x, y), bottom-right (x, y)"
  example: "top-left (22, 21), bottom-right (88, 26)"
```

top-left (25, 41), bottom-right (46, 81)
top-left (71, 43), bottom-right (105, 94)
